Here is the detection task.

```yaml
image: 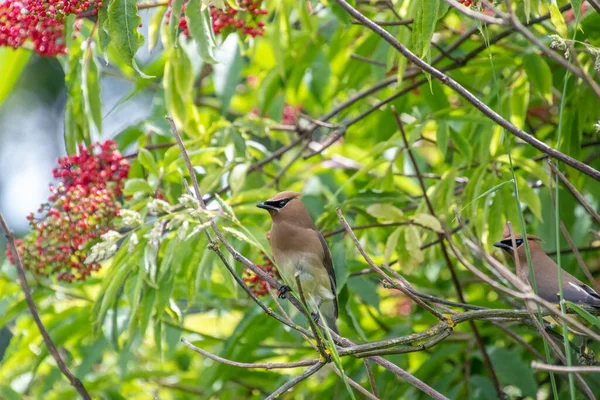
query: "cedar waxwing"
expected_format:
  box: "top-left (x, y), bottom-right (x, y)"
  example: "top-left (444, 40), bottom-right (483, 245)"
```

top-left (494, 226), bottom-right (600, 307)
top-left (257, 191), bottom-right (339, 334)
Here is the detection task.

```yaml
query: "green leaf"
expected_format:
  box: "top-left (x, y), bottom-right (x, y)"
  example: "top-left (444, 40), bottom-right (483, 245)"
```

top-left (218, 41), bottom-right (244, 113)
top-left (138, 148), bottom-right (160, 176)
top-left (571, 0), bottom-right (584, 21)
top-left (82, 54), bottom-right (102, 132)
top-left (516, 175), bottom-right (542, 221)
top-left (510, 74), bottom-right (530, 130)
top-left (548, 3), bottom-right (567, 37)
top-left (107, 0), bottom-right (148, 76)
top-left (0, 48), bottom-right (30, 107)
top-left (98, 0), bottom-right (112, 60)
top-left (186, 0), bottom-right (217, 63)
top-left (413, 213), bottom-right (443, 233)
top-left (164, 46), bottom-right (193, 127)
top-left (489, 347), bottom-right (537, 397)
top-left (366, 204), bottom-right (405, 222)
top-left (449, 127), bottom-right (472, 161)
top-left (64, 41), bottom-right (91, 154)
top-left (404, 225), bottom-right (424, 264)
top-left (384, 227), bottom-right (401, 264)
top-left (124, 178), bottom-right (154, 195)
top-left (229, 163), bottom-right (249, 194)
top-left (148, 6), bottom-right (167, 53)
top-left (169, 0), bottom-right (184, 45)
top-left (522, 53), bottom-right (553, 104)
top-left (566, 302), bottom-right (600, 329)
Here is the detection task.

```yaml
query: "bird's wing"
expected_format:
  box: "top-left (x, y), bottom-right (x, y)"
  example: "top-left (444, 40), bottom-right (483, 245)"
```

top-left (317, 231), bottom-right (338, 318)
top-left (564, 281), bottom-right (600, 307)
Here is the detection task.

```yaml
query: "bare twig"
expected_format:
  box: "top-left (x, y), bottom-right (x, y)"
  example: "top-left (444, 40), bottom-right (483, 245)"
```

top-left (446, 0), bottom-right (507, 25)
top-left (0, 212), bottom-right (91, 400)
top-left (559, 221), bottom-right (600, 293)
top-left (531, 362), bottom-right (600, 374)
top-left (548, 160), bottom-right (600, 225)
top-left (180, 338), bottom-right (319, 369)
top-left (264, 362), bottom-right (326, 400)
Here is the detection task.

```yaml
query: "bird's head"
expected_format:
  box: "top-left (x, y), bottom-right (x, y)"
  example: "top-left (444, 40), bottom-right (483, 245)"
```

top-left (493, 225), bottom-right (543, 258)
top-left (257, 191), bottom-right (315, 228)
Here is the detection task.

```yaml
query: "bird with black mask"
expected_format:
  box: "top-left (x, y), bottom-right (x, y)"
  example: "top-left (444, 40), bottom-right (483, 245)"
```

top-left (494, 223), bottom-right (600, 308)
top-left (257, 191), bottom-right (339, 334)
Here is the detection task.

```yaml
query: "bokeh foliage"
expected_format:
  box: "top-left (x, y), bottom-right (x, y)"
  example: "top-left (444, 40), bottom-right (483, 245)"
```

top-left (1, 0), bottom-right (600, 399)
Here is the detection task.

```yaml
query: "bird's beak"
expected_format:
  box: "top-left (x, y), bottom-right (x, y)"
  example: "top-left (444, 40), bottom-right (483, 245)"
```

top-left (257, 202), bottom-right (278, 211)
top-left (493, 241), bottom-right (512, 251)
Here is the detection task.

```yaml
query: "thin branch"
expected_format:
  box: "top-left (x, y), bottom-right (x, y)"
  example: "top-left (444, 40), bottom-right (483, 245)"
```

top-left (264, 362), bottom-right (326, 400)
top-left (363, 360), bottom-right (379, 398)
top-left (548, 160), bottom-right (600, 225)
top-left (0, 212), bottom-right (91, 400)
top-left (445, 0), bottom-right (507, 25)
top-left (559, 221), bottom-right (600, 294)
top-left (295, 276), bottom-right (329, 359)
top-left (531, 362), bottom-right (600, 374)
top-left (336, 209), bottom-right (448, 321)
top-left (77, 0), bottom-right (168, 18)
top-left (333, 0), bottom-right (600, 181)
top-left (352, 18), bottom-right (414, 26)
top-left (180, 338), bottom-right (319, 369)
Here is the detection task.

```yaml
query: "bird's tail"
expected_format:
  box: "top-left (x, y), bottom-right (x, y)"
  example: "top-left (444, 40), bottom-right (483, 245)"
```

top-left (321, 299), bottom-right (339, 335)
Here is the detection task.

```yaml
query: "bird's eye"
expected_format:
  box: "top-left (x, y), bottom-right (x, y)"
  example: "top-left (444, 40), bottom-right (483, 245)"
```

top-left (515, 239), bottom-right (523, 246)
top-left (278, 200), bottom-right (288, 208)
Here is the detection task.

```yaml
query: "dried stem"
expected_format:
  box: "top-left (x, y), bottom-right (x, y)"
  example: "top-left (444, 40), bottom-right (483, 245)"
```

top-left (531, 362), bottom-right (600, 374)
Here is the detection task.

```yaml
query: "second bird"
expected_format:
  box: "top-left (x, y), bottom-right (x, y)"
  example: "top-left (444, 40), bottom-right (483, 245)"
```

top-left (257, 191), bottom-right (339, 334)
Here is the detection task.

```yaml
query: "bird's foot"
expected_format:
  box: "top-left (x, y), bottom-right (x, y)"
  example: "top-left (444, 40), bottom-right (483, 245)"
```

top-left (278, 285), bottom-right (292, 299)
top-left (311, 312), bottom-right (320, 324)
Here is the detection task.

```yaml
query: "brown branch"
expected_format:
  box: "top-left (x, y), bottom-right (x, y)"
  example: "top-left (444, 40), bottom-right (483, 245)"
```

top-left (559, 221), bottom-right (600, 294)
top-left (264, 362), bottom-right (326, 400)
top-left (333, 0), bottom-right (600, 181)
top-left (446, 0), bottom-right (507, 25)
top-left (180, 338), bottom-right (319, 369)
top-left (391, 106), bottom-right (503, 398)
top-left (0, 212), bottom-right (91, 400)
top-left (548, 159), bottom-right (600, 225)
top-left (531, 362), bottom-right (600, 374)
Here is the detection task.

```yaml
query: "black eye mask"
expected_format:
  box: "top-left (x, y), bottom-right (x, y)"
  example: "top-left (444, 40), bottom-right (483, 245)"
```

top-left (265, 198), bottom-right (292, 209)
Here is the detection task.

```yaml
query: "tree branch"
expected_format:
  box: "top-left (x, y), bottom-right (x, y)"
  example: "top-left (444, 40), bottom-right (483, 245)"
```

top-left (0, 212), bottom-right (91, 400)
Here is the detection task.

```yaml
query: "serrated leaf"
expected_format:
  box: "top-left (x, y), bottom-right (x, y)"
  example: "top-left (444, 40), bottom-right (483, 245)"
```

top-left (186, 0), bottom-right (217, 63)
top-left (107, 0), bottom-right (148, 77)
top-left (98, 0), bottom-right (112, 61)
top-left (413, 213), bottom-right (443, 233)
top-left (366, 203), bottom-right (405, 222)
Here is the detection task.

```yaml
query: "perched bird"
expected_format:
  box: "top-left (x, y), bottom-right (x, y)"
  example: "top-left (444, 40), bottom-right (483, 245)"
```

top-left (493, 227), bottom-right (600, 307)
top-left (257, 191), bottom-right (339, 334)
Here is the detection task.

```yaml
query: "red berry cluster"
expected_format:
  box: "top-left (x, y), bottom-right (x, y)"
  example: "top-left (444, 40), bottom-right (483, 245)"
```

top-left (0, 0), bottom-right (100, 55)
top-left (210, 0), bottom-right (267, 37)
top-left (53, 140), bottom-right (129, 196)
top-left (459, 0), bottom-right (477, 7)
top-left (5, 141), bottom-right (129, 283)
top-left (243, 254), bottom-right (280, 296)
top-left (166, 0), bottom-right (267, 38)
